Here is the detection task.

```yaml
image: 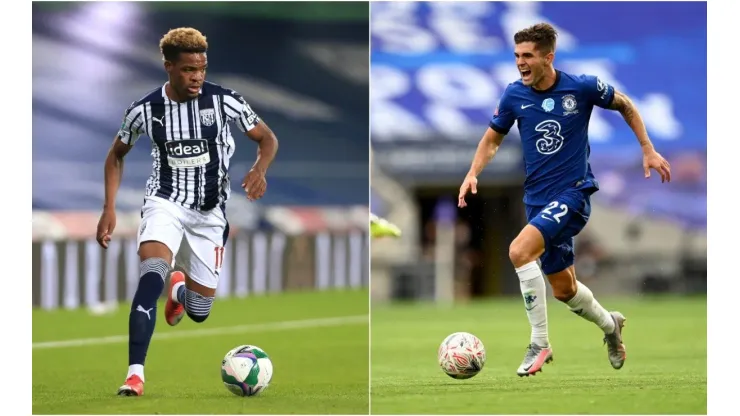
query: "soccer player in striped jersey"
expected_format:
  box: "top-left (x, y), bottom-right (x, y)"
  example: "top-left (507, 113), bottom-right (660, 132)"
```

top-left (94, 27), bottom-right (278, 396)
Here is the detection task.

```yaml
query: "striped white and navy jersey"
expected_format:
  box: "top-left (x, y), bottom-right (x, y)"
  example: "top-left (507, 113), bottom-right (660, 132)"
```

top-left (117, 81), bottom-right (260, 211)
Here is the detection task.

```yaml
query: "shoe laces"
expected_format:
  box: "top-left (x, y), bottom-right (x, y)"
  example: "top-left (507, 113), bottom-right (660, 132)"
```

top-left (524, 343), bottom-right (541, 360)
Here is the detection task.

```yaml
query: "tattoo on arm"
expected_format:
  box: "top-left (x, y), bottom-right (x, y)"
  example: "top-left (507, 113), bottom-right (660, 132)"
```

top-left (608, 90), bottom-right (635, 122)
top-left (608, 90), bottom-right (653, 150)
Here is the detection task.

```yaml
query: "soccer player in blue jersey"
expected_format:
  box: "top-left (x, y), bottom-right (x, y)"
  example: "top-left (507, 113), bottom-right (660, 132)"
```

top-left (95, 28), bottom-right (278, 395)
top-left (457, 23), bottom-right (671, 377)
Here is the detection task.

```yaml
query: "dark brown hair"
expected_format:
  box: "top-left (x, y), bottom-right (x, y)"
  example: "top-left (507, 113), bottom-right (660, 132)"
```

top-left (514, 23), bottom-right (558, 53)
top-left (159, 27), bottom-right (208, 62)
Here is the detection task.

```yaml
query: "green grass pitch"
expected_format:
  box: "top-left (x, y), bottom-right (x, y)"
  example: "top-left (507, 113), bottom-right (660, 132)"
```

top-left (33, 289), bottom-right (369, 414)
top-left (371, 295), bottom-right (706, 415)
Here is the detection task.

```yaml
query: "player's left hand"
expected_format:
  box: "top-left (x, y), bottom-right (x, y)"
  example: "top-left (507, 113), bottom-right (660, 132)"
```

top-left (643, 150), bottom-right (671, 183)
top-left (242, 167), bottom-right (267, 201)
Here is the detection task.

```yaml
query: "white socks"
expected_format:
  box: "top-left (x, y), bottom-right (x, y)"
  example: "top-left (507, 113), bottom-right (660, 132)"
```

top-left (515, 262), bottom-right (615, 346)
top-left (566, 281), bottom-right (615, 334)
top-left (515, 261), bottom-right (550, 348)
top-left (127, 364), bottom-right (145, 382)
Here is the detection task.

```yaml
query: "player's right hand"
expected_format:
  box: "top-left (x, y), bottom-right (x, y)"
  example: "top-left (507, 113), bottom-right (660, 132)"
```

top-left (96, 208), bottom-right (117, 249)
top-left (458, 175), bottom-right (478, 208)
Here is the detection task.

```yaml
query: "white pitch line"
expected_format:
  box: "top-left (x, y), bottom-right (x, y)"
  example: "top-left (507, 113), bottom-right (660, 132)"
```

top-left (32, 315), bottom-right (368, 350)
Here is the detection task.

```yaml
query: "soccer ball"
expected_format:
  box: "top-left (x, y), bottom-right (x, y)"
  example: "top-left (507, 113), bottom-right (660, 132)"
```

top-left (221, 345), bottom-right (274, 396)
top-left (437, 332), bottom-right (486, 379)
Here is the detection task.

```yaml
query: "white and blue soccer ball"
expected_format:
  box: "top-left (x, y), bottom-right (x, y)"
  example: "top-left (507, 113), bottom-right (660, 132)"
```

top-left (437, 332), bottom-right (486, 379)
top-left (221, 345), bottom-right (273, 396)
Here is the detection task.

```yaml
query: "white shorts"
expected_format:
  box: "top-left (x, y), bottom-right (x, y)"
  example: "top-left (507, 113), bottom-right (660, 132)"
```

top-left (137, 196), bottom-right (229, 289)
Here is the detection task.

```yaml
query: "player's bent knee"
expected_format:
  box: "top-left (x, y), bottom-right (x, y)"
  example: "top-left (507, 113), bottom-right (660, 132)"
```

top-left (183, 287), bottom-right (214, 323)
top-left (509, 240), bottom-right (536, 268)
top-left (139, 241), bottom-right (173, 265)
top-left (509, 225), bottom-right (546, 268)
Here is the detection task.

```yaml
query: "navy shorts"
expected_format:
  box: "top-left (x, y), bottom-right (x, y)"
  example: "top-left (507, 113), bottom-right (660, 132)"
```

top-left (525, 188), bottom-right (592, 275)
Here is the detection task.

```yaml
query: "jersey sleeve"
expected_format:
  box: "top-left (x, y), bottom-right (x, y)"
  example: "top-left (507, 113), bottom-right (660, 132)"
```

top-left (488, 85), bottom-right (516, 135)
top-left (117, 103), bottom-right (145, 145)
top-left (580, 74), bottom-right (615, 109)
top-left (222, 89), bottom-right (261, 133)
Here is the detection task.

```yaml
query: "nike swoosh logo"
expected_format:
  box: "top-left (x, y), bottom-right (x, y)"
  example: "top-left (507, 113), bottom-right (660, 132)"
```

top-left (525, 305), bottom-right (537, 311)
top-left (521, 104), bottom-right (535, 109)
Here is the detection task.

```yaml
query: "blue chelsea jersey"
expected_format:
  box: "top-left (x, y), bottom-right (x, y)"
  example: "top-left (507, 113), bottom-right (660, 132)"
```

top-left (489, 70), bottom-right (615, 206)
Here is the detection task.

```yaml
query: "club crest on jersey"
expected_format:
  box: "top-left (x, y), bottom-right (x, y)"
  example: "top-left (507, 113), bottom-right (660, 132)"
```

top-left (562, 94), bottom-right (579, 115)
top-left (199, 109), bottom-right (216, 127)
top-left (542, 98), bottom-right (555, 112)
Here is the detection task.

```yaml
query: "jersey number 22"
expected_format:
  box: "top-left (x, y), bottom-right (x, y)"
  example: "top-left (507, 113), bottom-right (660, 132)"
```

top-left (541, 201), bottom-right (569, 223)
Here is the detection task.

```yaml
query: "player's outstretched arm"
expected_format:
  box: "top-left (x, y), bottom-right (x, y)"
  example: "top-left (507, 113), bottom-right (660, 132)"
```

top-left (608, 90), bottom-right (672, 183)
top-left (97, 136), bottom-right (134, 249)
top-left (242, 122), bottom-right (279, 201)
top-left (458, 128), bottom-right (505, 208)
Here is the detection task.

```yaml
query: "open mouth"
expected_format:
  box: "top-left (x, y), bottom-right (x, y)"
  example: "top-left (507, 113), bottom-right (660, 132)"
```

top-left (521, 69), bottom-right (532, 79)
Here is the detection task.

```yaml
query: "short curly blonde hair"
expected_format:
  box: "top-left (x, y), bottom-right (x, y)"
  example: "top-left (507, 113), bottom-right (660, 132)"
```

top-left (159, 27), bottom-right (208, 62)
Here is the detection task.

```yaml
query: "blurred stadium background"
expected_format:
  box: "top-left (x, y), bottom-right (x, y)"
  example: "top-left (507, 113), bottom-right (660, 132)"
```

top-left (32, 1), bottom-right (370, 311)
top-left (370, 1), bottom-right (707, 303)
top-left (369, 3), bottom-right (706, 413)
